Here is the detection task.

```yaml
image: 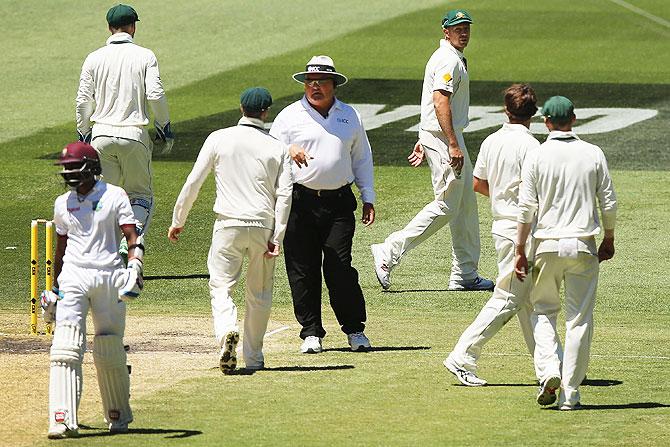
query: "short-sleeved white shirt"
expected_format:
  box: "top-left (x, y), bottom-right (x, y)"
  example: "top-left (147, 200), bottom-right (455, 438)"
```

top-left (270, 96), bottom-right (376, 204)
top-left (53, 181), bottom-right (136, 270)
top-left (473, 123), bottom-right (540, 238)
top-left (420, 39), bottom-right (470, 132)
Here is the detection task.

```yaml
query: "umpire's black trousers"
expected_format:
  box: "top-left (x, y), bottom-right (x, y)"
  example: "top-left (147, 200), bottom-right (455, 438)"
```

top-left (284, 183), bottom-right (367, 339)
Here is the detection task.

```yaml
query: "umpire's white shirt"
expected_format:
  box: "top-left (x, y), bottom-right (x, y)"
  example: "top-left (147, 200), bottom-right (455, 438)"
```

top-left (171, 117), bottom-right (293, 245)
top-left (474, 123), bottom-right (540, 238)
top-left (270, 96), bottom-right (376, 204)
top-left (420, 39), bottom-right (470, 132)
top-left (76, 32), bottom-right (170, 142)
top-left (54, 181), bottom-right (136, 270)
top-left (518, 131), bottom-right (618, 254)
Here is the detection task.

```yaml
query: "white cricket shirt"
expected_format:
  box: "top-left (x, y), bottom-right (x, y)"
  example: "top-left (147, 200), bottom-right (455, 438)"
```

top-left (76, 32), bottom-right (170, 142)
top-left (518, 131), bottom-right (618, 253)
top-left (420, 39), bottom-right (470, 132)
top-left (473, 123), bottom-right (540, 238)
top-left (270, 96), bottom-right (376, 204)
top-left (53, 181), bottom-right (136, 270)
top-left (171, 117), bottom-right (293, 245)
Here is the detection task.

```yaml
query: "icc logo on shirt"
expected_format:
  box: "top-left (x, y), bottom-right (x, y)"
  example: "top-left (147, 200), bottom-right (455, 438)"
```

top-left (337, 118), bottom-right (349, 124)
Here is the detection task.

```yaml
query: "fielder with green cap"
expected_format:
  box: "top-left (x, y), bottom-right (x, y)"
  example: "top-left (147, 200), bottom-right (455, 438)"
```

top-left (168, 87), bottom-right (293, 374)
top-left (371, 9), bottom-right (494, 292)
top-left (515, 95), bottom-right (618, 410)
top-left (76, 3), bottom-right (172, 246)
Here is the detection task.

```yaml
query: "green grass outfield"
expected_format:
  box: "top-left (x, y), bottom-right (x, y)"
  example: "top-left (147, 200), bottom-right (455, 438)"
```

top-left (1, 0), bottom-right (669, 445)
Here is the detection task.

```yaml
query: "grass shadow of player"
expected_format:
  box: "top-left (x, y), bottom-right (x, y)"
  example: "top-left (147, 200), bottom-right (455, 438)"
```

top-left (144, 273), bottom-right (209, 281)
top-left (382, 289), bottom-right (451, 294)
top-left (78, 425), bottom-right (202, 438)
top-left (546, 402), bottom-right (670, 411)
top-left (323, 346), bottom-right (431, 353)
top-left (261, 365), bottom-right (355, 372)
top-left (582, 378), bottom-right (623, 387)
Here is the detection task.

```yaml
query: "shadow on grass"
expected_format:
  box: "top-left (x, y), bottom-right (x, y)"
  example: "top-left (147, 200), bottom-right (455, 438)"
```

top-left (323, 346), bottom-right (431, 353)
top-left (78, 425), bottom-right (202, 439)
top-left (582, 378), bottom-right (623, 387)
top-left (261, 365), bottom-right (355, 372)
top-left (144, 273), bottom-right (209, 281)
top-left (546, 402), bottom-right (670, 411)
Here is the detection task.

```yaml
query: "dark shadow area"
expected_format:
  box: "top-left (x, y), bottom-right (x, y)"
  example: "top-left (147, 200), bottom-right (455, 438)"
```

top-left (384, 289), bottom-right (480, 293)
top-left (547, 402), bottom-right (670, 411)
top-left (477, 382), bottom-right (537, 388)
top-left (261, 364), bottom-right (355, 372)
top-left (77, 426), bottom-right (202, 439)
top-left (582, 378), bottom-right (623, 387)
top-left (324, 346), bottom-right (431, 353)
top-left (144, 273), bottom-right (209, 281)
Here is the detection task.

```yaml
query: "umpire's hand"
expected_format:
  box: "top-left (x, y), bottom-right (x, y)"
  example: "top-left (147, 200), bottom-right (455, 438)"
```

top-left (362, 203), bottom-right (375, 227)
top-left (289, 144), bottom-right (313, 168)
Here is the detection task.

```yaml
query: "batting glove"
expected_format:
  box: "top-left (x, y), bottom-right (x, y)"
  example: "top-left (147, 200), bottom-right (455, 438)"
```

top-left (118, 268), bottom-right (144, 302)
top-left (154, 121), bottom-right (175, 155)
top-left (127, 258), bottom-right (144, 276)
top-left (77, 130), bottom-right (92, 144)
top-left (40, 288), bottom-right (63, 323)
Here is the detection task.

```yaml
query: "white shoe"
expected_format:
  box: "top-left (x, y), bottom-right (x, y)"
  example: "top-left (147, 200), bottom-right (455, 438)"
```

top-left (449, 276), bottom-right (495, 291)
top-left (245, 362), bottom-right (264, 371)
top-left (347, 332), bottom-right (371, 352)
top-left (301, 336), bottom-right (322, 354)
top-left (537, 376), bottom-right (561, 406)
top-left (559, 401), bottom-right (582, 411)
top-left (48, 424), bottom-right (79, 439)
top-left (109, 421), bottom-right (130, 434)
top-left (219, 331), bottom-right (239, 374)
top-left (371, 244), bottom-right (392, 290)
top-left (443, 356), bottom-right (487, 386)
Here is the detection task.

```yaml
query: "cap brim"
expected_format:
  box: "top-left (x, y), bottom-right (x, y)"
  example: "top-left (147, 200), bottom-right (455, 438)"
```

top-left (443, 18), bottom-right (473, 28)
top-left (292, 71), bottom-right (348, 86)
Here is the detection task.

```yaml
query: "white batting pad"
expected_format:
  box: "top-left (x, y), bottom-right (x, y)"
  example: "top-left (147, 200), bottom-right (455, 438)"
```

top-left (93, 335), bottom-right (133, 427)
top-left (49, 321), bottom-right (84, 432)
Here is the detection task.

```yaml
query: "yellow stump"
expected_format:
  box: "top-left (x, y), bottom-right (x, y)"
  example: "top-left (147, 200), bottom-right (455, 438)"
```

top-left (45, 221), bottom-right (54, 335)
top-left (30, 220), bottom-right (38, 335)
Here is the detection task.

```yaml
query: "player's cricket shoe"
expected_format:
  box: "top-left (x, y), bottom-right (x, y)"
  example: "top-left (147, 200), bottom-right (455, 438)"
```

top-left (448, 276), bottom-right (495, 292)
top-left (559, 402), bottom-right (582, 411)
top-left (347, 332), bottom-right (372, 352)
top-left (443, 356), bottom-right (487, 386)
top-left (47, 424), bottom-right (79, 439)
top-left (300, 336), bottom-right (323, 354)
top-left (537, 376), bottom-right (561, 406)
top-left (109, 421), bottom-right (130, 434)
top-left (219, 331), bottom-right (239, 374)
top-left (371, 244), bottom-right (392, 290)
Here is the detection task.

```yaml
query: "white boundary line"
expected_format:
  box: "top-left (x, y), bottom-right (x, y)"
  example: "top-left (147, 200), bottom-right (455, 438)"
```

top-left (236, 325), bottom-right (291, 353)
top-left (488, 352), bottom-right (670, 361)
top-left (607, 0), bottom-right (670, 28)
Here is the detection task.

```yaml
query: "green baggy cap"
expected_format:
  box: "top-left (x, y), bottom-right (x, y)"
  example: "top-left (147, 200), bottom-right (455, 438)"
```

top-left (442, 9), bottom-right (473, 28)
top-left (107, 4), bottom-right (139, 27)
top-left (541, 96), bottom-right (575, 122)
top-left (240, 87), bottom-right (273, 113)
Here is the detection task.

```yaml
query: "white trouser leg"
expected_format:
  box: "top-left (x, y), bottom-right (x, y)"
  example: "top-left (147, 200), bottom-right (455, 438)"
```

top-left (242, 228), bottom-right (275, 367)
top-left (449, 234), bottom-right (533, 373)
top-left (49, 321), bottom-right (85, 433)
top-left (560, 254), bottom-right (599, 406)
top-left (383, 131), bottom-right (463, 269)
top-left (448, 131), bottom-right (480, 283)
top-left (92, 135), bottom-right (154, 234)
top-left (531, 253), bottom-right (564, 382)
top-left (208, 222), bottom-right (245, 346)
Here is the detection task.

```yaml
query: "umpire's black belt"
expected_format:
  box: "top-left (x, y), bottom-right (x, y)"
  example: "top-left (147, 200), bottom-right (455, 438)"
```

top-left (294, 183), bottom-right (351, 198)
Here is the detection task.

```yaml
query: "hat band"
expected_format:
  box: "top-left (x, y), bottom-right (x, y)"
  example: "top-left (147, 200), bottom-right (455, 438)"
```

top-left (306, 64), bottom-right (335, 73)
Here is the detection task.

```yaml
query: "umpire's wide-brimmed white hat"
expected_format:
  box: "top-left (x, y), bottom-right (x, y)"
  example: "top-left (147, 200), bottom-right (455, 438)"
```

top-left (292, 55), bottom-right (348, 86)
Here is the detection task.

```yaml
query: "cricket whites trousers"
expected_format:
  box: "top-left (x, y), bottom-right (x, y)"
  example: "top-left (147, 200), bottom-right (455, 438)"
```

top-left (449, 232), bottom-right (535, 373)
top-left (531, 251), bottom-right (599, 407)
top-left (379, 129), bottom-right (480, 283)
top-left (208, 220), bottom-right (275, 368)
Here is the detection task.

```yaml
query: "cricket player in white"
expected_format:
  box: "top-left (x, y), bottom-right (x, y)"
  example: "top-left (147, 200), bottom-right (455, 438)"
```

top-left (371, 9), bottom-right (493, 291)
top-left (76, 4), bottom-right (173, 239)
top-left (515, 96), bottom-right (617, 410)
top-left (444, 84), bottom-right (540, 386)
top-left (42, 142), bottom-right (144, 439)
top-left (168, 88), bottom-right (292, 373)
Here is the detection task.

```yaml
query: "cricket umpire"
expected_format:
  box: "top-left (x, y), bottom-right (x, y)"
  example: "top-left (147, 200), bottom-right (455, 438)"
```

top-left (515, 96), bottom-right (618, 410)
top-left (168, 88), bottom-right (293, 373)
top-left (76, 4), bottom-right (173, 241)
top-left (371, 9), bottom-right (493, 291)
top-left (270, 55), bottom-right (376, 354)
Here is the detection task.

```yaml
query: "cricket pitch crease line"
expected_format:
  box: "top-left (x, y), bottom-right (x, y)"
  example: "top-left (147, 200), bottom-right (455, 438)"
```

top-left (607, 0), bottom-right (670, 29)
top-left (235, 325), bottom-right (291, 353)
top-left (488, 352), bottom-right (670, 361)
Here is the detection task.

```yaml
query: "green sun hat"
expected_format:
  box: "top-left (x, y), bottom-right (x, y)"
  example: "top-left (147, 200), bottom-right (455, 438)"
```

top-left (106, 4), bottom-right (140, 27)
top-left (541, 96), bottom-right (575, 122)
top-left (442, 9), bottom-right (473, 28)
top-left (240, 87), bottom-right (273, 113)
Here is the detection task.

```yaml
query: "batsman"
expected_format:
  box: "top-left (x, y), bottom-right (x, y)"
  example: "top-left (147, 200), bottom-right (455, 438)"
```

top-left (41, 142), bottom-right (144, 438)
